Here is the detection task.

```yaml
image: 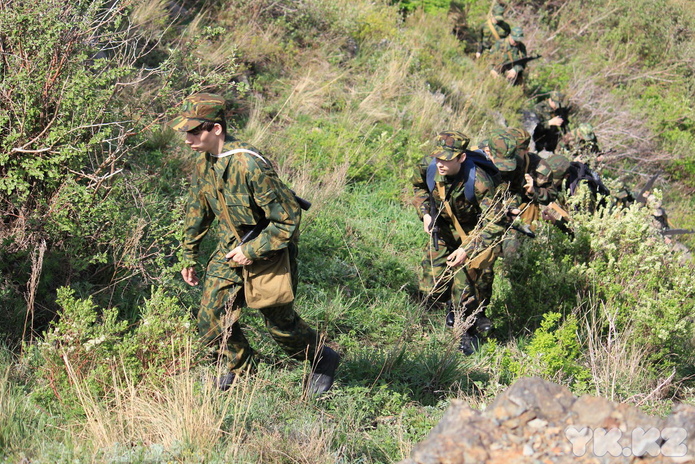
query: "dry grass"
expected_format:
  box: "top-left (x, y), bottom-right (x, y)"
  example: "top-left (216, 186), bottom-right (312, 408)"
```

top-left (582, 299), bottom-right (651, 402)
top-left (63, 344), bottom-right (253, 459)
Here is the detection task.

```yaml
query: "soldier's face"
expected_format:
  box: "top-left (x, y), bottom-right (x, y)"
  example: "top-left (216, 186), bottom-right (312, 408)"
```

top-left (435, 154), bottom-right (464, 177)
top-left (185, 124), bottom-right (222, 153)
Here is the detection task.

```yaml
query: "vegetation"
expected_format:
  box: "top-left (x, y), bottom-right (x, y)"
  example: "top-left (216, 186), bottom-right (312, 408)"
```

top-left (1, 0), bottom-right (694, 462)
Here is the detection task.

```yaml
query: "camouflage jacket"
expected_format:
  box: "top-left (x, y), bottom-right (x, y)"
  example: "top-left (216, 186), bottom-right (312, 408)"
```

top-left (490, 39), bottom-right (527, 73)
top-left (182, 135), bottom-right (301, 279)
top-left (477, 18), bottom-right (511, 54)
top-left (499, 158), bottom-right (526, 211)
top-left (523, 152), bottom-right (557, 205)
top-left (534, 100), bottom-right (571, 132)
top-left (411, 156), bottom-right (506, 254)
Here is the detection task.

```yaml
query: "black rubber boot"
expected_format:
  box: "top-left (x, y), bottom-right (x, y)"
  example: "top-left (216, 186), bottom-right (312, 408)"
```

top-left (215, 372), bottom-right (236, 391)
top-left (445, 300), bottom-right (455, 328)
top-left (459, 331), bottom-right (480, 356)
top-left (308, 346), bottom-right (340, 395)
top-left (445, 310), bottom-right (455, 328)
top-left (475, 316), bottom-right (493, 337)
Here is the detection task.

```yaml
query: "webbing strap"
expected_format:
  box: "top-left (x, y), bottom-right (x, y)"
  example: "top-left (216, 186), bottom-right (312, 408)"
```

top-left (212, 148), bottom-right (270, 166)
top-left (487, 16), bottom-right (501, 41)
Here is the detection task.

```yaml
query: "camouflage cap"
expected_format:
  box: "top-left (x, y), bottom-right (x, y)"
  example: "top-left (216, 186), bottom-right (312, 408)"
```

top-left (169, 92), bottom-right (226, 132)
top-left (431, 130), bottom-right (470, 160)
top-left (511, 26), bottom-right (524, 41)
top-left (507, 127), bottom-right (531, 150)
top-left (481, 130), bottom-right (517, 171)
top-left (492, 3), bottom-right (505, 19)
top-left (535, 159), bottom-right (553, 179)
top-left (548, 90), bottom-right (567, 106)
top-left (575, 123), bottom-right (597, 142)
top-left (545, 153), bottom-right (571, 178)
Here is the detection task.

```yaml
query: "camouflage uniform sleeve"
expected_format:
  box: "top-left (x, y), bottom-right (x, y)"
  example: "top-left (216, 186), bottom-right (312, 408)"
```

top-left (530, 159), bottom-right (558, 204)
top-left (182, 159), bottom-right (215, 262)
top-left (411, 156), bottom-right (432, 220)
top-left (238, 155), bottom-right (301, 261)
top-left (465, 170), bottom-right (506, 254)
top-left (477, 23), bottom-right (487, 54)
top-left (538, 102), bottom-right (557, 130)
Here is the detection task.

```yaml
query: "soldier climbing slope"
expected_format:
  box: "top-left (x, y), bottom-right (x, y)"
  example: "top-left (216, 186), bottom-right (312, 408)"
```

top-left (476, 3), bottom-right (511, 58)
top-left (411, 131), bottom-right (507, 355)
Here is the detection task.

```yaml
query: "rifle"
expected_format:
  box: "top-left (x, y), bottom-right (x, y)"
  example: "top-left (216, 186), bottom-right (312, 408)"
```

top-left (661, 228), bottom-right (694, 237)
top-left (498, 54), bottom-right (541, 73)
top-left (635, 173), bottom-right (660, 205)
top-left (428, 193), bottom-right (440, 251)
top-left (512, 223), bottom-right (536, 238)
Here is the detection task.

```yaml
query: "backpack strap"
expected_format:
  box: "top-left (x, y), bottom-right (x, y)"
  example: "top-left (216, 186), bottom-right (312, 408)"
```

top-left (212, 148), bottom-right (270, 166)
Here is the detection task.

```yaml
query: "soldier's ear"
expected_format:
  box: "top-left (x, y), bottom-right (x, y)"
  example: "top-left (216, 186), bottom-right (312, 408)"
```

top-left (213, 123), bottom-right (223, 135)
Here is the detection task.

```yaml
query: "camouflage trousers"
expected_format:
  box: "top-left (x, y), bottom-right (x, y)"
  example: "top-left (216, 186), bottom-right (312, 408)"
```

top-left (198, 264), bottom-right (319, 375)
top-left (419, 241), bottom-right (494, 317)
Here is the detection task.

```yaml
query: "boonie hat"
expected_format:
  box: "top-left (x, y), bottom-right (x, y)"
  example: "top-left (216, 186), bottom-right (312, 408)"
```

top-left (170, 93), bottom-right (226, 132)
top-left (431, 130), bottom-right (470, 161)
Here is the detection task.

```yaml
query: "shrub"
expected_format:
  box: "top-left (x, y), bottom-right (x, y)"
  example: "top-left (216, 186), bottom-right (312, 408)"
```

top-left (28, 287), bottom-right (201, 418)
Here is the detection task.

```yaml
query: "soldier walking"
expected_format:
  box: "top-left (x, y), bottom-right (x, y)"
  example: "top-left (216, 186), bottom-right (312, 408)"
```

top-left (172, 92), bottom-right (339, 394)
top-left (411, 131), bottom-right (506, 355)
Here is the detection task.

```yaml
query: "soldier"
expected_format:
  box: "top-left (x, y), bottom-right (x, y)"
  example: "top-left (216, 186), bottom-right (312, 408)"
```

top-left (489, 26), bottom-right (528, 85)
top-left (507, 127), bottom-right (558, 229)
top-left (412, 131), bottom-right (506, 355)
top-left (172, 92), bottom-right (339, 394)
top-left (479, 129), bottom-right (525, 211)
top-left (476, 3), bottom-right (511, 58)
top-left (557, 123), bottom-right (602, 167)
top-left (532, 91), bottom-right (572, 153)
top-left (475, 130), bottom-right (520, 305)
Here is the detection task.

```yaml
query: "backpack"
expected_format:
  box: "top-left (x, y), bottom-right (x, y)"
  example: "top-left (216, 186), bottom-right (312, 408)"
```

top-left (566, 161), bottom-right (610, 197)
top-left (426, 149), bottom-right (500, 203)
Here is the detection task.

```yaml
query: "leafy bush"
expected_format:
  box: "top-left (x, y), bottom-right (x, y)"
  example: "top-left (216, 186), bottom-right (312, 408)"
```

top-left (501, 312), bottom-right (591, 388)
top-left (28, 287), bottom-right (201, 417)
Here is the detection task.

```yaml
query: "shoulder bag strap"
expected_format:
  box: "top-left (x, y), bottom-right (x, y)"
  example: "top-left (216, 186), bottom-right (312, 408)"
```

top-left (436, 182), bottom-right (470, 244)
top-left (210, 156), bottom-right (243, 243)
top-left (487, 16), bottom-right (501, 41)
top-left (212, 148), bottom-right (269, 166)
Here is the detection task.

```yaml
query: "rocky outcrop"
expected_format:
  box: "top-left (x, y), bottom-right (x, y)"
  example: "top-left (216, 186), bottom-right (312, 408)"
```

top-left (400, 377), bottom-right (695, 463)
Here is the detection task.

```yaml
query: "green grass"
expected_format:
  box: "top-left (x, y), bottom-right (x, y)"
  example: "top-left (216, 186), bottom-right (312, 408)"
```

top-left (1, 0), bottom-right (695, 462)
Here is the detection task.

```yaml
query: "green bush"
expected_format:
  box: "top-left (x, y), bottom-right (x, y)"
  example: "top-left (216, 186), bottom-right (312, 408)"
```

top-left (28, 287), bottom-right (201, 418)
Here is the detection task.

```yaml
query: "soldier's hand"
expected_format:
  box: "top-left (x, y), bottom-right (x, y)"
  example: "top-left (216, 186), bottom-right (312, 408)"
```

top-left (505, 69), bottom-right (517, 80)
top-left (423, 214), bottom-right (433, 234)
top-left (549, 116), bottom-right (564, 127)
top-left (226, 246), bottom-right (253, 266)
top-left (475, 52), bottom-right (481, 59)
top-left (524, 173), bottom-right (535, 195)
top-left (181, 267), bottom-right (199, 286)
top-left (446, 248), bottom-right (468, 268)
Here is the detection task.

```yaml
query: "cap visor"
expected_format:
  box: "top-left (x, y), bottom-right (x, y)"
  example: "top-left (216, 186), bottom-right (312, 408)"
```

top-left (169, 116), bottom-right (203, 132)
top-left (494, 158), bottom-right (517, 171)
top-left (431, 148), bottom-right (457, 160)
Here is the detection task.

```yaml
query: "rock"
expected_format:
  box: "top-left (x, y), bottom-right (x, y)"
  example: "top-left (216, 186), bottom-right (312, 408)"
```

top-left (399, 377), bottom-right (695, 464)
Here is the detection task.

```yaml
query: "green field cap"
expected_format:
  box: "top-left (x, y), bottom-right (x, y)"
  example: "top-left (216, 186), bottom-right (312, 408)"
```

top-left (431, 130), bottom-right (470, 160)
top-left (170, 93), bottom-right (226, 132)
